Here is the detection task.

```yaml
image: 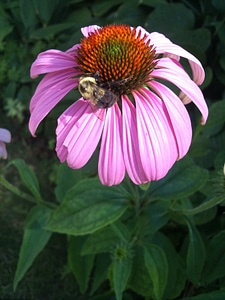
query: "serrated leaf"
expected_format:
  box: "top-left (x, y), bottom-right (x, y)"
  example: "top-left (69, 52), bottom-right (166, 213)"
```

top-left (144, 244), bottom-right (168, 300)
top-left (149, 157), bottom-right (208, 200)
top-left (46, 178), bottom-right (129, 236)
top-left (185, 218), bottom-right (206, 284)
top-left (201, 231), bottom-right (225, 284)
top-left (113, 258), bottom-right (132, 300)
top-left (13, 206), bottom-right (52, 290)
top-left (10, 159), bottom-right (42, 202)
top-left (68, 236), bottom-right (94, 294)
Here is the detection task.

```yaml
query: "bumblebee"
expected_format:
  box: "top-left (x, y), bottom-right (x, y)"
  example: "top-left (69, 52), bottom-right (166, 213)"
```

top-left (78, 75), bottom-right (119, 109)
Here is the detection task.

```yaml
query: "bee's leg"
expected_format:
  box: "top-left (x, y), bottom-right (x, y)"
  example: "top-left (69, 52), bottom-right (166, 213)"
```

top-left (94, 71), bottom-right (101, 84)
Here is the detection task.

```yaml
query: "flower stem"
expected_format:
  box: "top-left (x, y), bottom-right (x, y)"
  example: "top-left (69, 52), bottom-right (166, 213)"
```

top-left (0, 175), bottom-right (56, 209)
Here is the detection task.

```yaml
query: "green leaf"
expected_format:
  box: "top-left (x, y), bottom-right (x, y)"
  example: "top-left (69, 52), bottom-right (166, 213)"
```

top-left (82, 226), bottom-right (121, 255)
top-left (128, 246), bottom-right (154, 298)
top-left (152, 232), bottom-right (186, 299)
top-left (149, 157), bottom-right (208, 200)
top-left (212, 0), bottom-right (225, 13)
top-left (144, 244), bottom-right (168, 300)
top-left (46, 178), bottom-right (129, 236)
top-left (13, 206), bottom-right (52, 290)
top-left (189, 135), bottom-right (211, 158)
top-left (145, 3), bottom-right (194, 34)
top-left (32, 0), bottom-right (62, 23)
top-left (90, 254), bottom-right (111, 295)
top-left (10, 159), bottom-right (43, 202)
top-left (204, 99), bottom-right (225, 130)
top-left (141, 201), bottom-right (170, 236)
top-left (182, 288), bottom-right (225, 300)
top-left (68, 236), bottom-right (94, 294)
top-left (110, 0), bottom-right (148, 26)
top-left (92, 0), bottom-right (123, 16)
top-left (55, 163), bottom-right (82, 202)
top-left (112, 258), bottom-right (132, 300)
top-left (0, 15), bottom-right (13, 48)
top-left (201, 231), bottom-right (225, 284)
top-left (19, 0), bottom-right (37, 29)
top-left (185, 218), bottom-right (206, 284)
top-left (171, 195), bottom-right (225, 216)
top-left (30, 23), bottom-right (76, 39)
top-left (140, 0), bottom-right (167, 7)
top-left (82, 222), bottom-right (130, 255)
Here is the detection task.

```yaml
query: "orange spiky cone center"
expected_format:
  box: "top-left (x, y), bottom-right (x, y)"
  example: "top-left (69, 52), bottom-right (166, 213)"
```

top-left (77, 24), bottom-right (157, 95)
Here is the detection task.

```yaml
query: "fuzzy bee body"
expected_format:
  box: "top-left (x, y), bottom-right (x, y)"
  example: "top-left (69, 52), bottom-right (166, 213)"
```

top-left (78, 76), bottom-right (119, 109)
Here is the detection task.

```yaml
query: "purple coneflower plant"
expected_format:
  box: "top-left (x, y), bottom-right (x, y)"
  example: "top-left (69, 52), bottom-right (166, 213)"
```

top-left (0, 128), bottom-right (11, 159)
top-left (29, 24), bottom-right (208, 186)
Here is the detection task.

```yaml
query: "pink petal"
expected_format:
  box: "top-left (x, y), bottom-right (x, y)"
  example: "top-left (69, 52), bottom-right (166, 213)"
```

top-left (0, 141), bottom-right (7, 159)
top-left (149, 81), bottom-right (192, 159)
top-left (0, 128), bottom-right (11, 143)
top-left (122, 95), bottom-right (149, 185)
top-left (66, 43), bottom-right (80, 55)
top-left (134, 89), bottom-right (178, 180)
top-left (151, 57), bottom-right (208, 124)
top-left (30, 50), bottom-right (79, 78)
top-left (56, 99), bottom-right (105, 169)
top-left (81, 25), bottom-right (101, 37)
top-left (98, 103), bottom-right (125, 186)
top-left (29, 69), bottom-right (78, 136)
top-left (148, 32), bottom-right (205, 85)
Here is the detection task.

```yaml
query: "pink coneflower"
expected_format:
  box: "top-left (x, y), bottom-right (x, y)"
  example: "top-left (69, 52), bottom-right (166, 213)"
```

top-left (29, 24), bottom-right (208, 186)
top-left (0, 128), bottom-right (11, 159)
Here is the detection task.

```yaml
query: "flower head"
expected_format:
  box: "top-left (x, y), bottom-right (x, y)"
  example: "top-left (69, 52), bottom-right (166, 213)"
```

top-left (0, 128), bottom-right (11, 159)
top-left (29, 24), bottom-right (208, 186)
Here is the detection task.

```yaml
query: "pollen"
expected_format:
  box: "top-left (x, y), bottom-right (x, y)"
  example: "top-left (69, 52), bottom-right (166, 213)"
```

top-left (77, 24), bottom-right (157, 95)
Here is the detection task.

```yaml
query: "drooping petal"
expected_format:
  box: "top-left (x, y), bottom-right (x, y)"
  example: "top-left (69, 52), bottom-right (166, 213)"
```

top-left (149, 80), bottom-right (192, 159)
top-left (98, 103), bottom-right (125, 186)
top-left (0, 128), bottom-right (11, 143)
top-left (29, 69), bottom-right (78, 136)
top-left (151, 57), bottom-right (208, 124)
top-left (134, 89), bottom-right (178, 180)
top-left (30, 50), bottom-right (79, 78)
top-left (148, 31), bottom-right (205, 85)
top-left (81, 25), bottom-right (101, 37)
top-left (122, 95), bottom-right (148, 185)
top-left (66, 43), bottom-right (80, 55)
top-left (56, 99), bottom-right (105, 169)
